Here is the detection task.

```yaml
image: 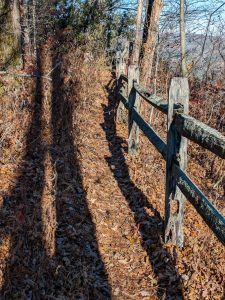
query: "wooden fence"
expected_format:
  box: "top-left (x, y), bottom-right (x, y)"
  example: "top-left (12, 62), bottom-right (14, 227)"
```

top-left (115, 58), bottom-right (225, 247)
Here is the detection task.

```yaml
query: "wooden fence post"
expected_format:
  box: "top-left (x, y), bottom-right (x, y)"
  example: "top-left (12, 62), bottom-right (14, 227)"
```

top-left (116, 60), bottom-right (127, 123)
top-left (116, 40), bottom-right (129, 123)
top-left (165, 77), bottom-right (189, 247)
top-left (116, 50), bottom-right (121, 81)
top-left (128, 65), bottom-right (140, 155)
top-left (123, 40), bottom-right (130, 65)
top-left (116, 51), bottom-right (126, 81)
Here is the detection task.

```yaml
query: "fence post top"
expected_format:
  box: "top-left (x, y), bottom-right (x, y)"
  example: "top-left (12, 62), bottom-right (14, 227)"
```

top-left (128, 65), bottom-right (140, 87)
top-left (169, 77), bottom-right (189, 110)
top-left (128, 65), bottom-right (140, 76)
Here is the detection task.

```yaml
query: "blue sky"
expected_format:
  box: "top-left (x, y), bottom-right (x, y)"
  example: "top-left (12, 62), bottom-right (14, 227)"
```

top-left (160, 0), bottom-right (225, 35)
top-left (115, 0), bottom-right (225, 34)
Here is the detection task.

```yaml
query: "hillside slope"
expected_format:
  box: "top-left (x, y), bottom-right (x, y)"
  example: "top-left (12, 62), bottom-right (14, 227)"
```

top-left (0, 36), bottom-right (224, 299)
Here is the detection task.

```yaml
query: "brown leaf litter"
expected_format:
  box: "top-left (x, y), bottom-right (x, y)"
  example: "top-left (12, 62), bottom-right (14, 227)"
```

top-left (0, 35), bottom-right (224, 299)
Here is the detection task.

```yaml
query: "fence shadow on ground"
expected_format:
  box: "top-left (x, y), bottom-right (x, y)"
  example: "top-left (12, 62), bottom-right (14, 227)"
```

top-left (102, 73), bottom-right (183, 299)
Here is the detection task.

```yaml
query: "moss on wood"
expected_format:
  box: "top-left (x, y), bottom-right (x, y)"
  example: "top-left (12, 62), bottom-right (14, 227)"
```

top-left (0, 0), bottom-right (21, 68)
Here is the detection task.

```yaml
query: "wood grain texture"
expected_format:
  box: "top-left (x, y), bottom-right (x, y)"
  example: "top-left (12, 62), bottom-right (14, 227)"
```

top-left (116, 61), bottom-right (127, 123)
top-left (173, 164), bottom-right (225, 245)
top-left (165, 77), bottom-right (189, 247)
top-left (175, 113), bottom-right (225, 159)
top-left (128, 65), bottom-right (140, 155)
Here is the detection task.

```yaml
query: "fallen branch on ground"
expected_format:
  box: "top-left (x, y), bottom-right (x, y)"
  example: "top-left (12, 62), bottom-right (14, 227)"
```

top-left (0, 71), bottom-right (52, 81)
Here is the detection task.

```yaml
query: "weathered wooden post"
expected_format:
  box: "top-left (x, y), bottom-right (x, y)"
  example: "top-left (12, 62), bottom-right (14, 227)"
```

top-left (116, 60), bottom-right (127, 123)
top-left (128, 65), bottom-right (140, 155)
top-left (116, 50), bottom-right (121, 81)
top-left (165, 77), bottom-right (189, 247)
top-left (116, 41), bottom-right (129, 123)
top-left (123, 40), bottom-right (130, 70)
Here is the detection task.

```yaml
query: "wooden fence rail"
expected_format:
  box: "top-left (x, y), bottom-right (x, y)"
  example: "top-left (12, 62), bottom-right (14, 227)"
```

top-left (133, 81), bottom-right (225, 159)
top-left (116, 62), bottom-right (225, 247)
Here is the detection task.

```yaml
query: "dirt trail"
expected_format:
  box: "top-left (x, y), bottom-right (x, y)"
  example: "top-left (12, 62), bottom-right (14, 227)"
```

top-left (78, 71), bottom-right (182, 299)
top-left (75, 69), bottom-right (224, 300)
top-left (0, 45), bottom-right (181, 297)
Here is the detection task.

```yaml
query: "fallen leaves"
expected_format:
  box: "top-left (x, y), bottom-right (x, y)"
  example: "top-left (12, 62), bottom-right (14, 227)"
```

top-left (0, 36), bottom-right (224, 299)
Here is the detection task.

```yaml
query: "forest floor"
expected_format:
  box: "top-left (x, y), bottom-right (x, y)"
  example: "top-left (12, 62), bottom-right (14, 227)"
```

top-left (0, 35), bottom-right (224, 299)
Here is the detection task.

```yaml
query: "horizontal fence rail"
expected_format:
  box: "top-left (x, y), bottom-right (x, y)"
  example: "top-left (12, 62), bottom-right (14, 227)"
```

top-left (133, 82), bottom-right (225, 159)
top-left (173, 165), bottom-right (225, 245)
top-left (134, 82), bottom-right (182, 114)
top-left (116, 60), bottom-right (225, 247)
top-left (119, 88), bottom-right (167, 159)
top-left (175, 114), bottom-right (225, 159)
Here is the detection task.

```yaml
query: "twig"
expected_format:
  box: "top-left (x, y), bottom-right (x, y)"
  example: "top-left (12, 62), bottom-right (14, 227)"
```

top-left (0, 123), bottom-right (14, 145)
top-left (213, 174), bottom-right (225, 189)
top-left (0, 71), bottom-right (52, 81)
top-left (45, 62), bottom-right (61, 77)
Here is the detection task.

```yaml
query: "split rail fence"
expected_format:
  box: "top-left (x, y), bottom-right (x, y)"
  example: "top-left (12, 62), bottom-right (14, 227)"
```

top-left (115, 51), bottom-right (225, 247)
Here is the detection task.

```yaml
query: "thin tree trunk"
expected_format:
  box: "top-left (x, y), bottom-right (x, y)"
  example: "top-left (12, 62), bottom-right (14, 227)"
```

top-left (149, 34), bottom-right (160, 125)
top-left (33, 0), bottom-right (37, 58)
top-left (141, 0), bottom-right (163, 87)
top-left (153, 34), bottom-right (160, 94)
top-left (142, 0), bottom-right (153, 45)
top-left (12, 0), bottom-right (22, 62)
top-left (0, 0), bottom-right (22, 66)
top-left (12, 0), bottom-right (22, 46)
top-left (180, 0), bottom-right (187, 77)
top-left (132, 0), bottom-right (144, 65)
top-left (23, 0), bottom-right (31, 55)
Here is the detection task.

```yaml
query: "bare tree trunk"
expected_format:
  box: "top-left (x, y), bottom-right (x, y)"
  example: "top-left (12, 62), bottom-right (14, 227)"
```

top-left (153, 34), bottom-right (159, 94)
top-left (22, 0), bottom-right (31, 55)
top-left (12, 0), bottom-right (22, 45)
top-left (180, 0), bottom-right (187, 77)
top-left (149, 34), bottom-right (160, 125)
top-left (132, 0), bottom-right (144, 65)
top-left (204, 42), bottom-right (215, 84)
top-left (0, 0), bottom-right (22, 67)
top-left (142, 0), bottom-right (153, 46)
top-left (32, 0), bottom-right (37, 58)
top-left (141, 0), bottom-right (163, 87)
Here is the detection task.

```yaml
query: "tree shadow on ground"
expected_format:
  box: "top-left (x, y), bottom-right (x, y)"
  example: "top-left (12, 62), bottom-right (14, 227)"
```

top-left (46, 47), bottom-right (111, 299)
top-left (102, 74), bottom-right (183, 299)
top-left (0, 45), bottom-right (111, 299)
top-left (0, 51), bottom-right (48, 299)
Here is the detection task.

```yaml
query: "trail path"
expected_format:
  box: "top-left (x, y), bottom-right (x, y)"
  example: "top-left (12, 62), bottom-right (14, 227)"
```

top-left (77, 71), bottom-right (181, 299)
top-left (0, 42), bottom-right (179, 299)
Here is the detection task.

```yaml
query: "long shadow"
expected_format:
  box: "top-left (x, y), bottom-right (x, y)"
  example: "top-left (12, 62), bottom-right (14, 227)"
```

top-left (49, 47), bottom-right (111, 299)
top-left (102, 74), bottom-right (183, 299)
top-left (0, 45), bottom-right (111, 298)
top-left (0, 50), bottom-right (48, 299)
